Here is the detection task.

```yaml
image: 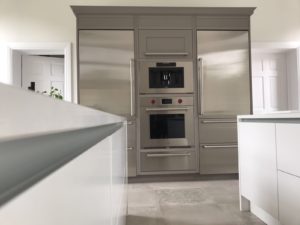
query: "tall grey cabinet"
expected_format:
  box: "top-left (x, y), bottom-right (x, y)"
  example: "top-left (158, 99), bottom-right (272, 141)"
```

top-left (72, 6), bottom-right (255, 177)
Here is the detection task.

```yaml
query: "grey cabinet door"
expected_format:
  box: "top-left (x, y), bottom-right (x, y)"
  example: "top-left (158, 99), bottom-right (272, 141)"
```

top-left (127, 121), bottom-right (137, 177)
top-left (139, 30), bottom-right (193, 59)
top-left (79, 30), bottom-right (135, 117)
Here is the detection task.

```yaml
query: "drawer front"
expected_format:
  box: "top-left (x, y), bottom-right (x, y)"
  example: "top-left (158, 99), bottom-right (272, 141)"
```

top-left (199, 118), bottom-right (237, 143)
top-left (138, 30), bottom-right (193, 59)
top-left (276, 123), bottom-right (300, 177)
top-left (127, 121), bottom-right (137, 177)
top-left (199, 144), bottom-right (238, 174)
top-left (140, 150), bottom-right (196, 172)
top-left (278, 171), bottom-right (300, 225)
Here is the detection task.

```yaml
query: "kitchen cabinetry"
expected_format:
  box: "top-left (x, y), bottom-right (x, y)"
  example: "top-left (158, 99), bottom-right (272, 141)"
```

top-left (238, 122), bottom-right (278, 219)
top-left (238, 116), bottom-right (300, 225)
top-left (72, 6), bottom-right (255, 176)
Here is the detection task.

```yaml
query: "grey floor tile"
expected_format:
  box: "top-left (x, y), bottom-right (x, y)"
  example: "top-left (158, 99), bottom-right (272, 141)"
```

top-left (126, 179), bottom-right (265, 225)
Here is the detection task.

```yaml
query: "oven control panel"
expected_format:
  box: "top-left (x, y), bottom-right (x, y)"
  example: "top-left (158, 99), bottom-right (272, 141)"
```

top-left (140, 96), bottom-right (193, 107)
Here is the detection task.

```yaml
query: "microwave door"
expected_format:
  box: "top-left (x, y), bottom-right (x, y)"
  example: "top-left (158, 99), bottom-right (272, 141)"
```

top-left (197, 31), bottom-right (251, 116)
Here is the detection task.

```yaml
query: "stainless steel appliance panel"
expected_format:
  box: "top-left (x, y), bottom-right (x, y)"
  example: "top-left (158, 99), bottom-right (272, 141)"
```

top-left (199, 118), bottom-right (237, 143)
top-left (127, 121), bottom-right (137, 177)
top-left (199, 144), bottom-right (238, 174)
top-left (139, 61), bottom-right (194, 94)
top-left (140, 96), bottom-right (195, 148)
top-left (140, 150), bottom-right (197, 172)
top-left (79, 30), bottom-right (135, 117)
top-left (197, 31), bottom-right (251, 116)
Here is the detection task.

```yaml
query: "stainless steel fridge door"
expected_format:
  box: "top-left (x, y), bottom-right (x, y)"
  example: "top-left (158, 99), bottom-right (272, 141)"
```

top-left (79, 30), bottom-right (135, 117)
top-left (197, 31), bottom-right (251, 116)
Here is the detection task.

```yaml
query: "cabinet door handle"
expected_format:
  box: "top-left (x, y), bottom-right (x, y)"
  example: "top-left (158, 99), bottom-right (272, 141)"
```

top-left (146, 153), bottom-right (191, 157)
top-left (130, 59), bottom-right (135, 117)
top-left (202, 144), bottom-right (238, 149)
top-left (144, 52), bottom-right (189, 56)
top-left (201, 119), bottom-right (236, 124)
top-left (198, 58), bottom-right (204, 115)
top-left (127, 147), bottom-right (134, 151)
top-left (145, 107), bottom-right (189, 112)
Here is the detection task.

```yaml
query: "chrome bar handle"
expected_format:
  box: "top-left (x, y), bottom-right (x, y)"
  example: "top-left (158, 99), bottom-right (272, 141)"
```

top-left (130, 59), bottom-right (135, 117)
top-left (127, 147), bottom-right (134, 151)
top-left (202, 144), bottom-right (238, 149)
top-left (146, 153), bottom-right (192, 158)
top-left (145, 107), bottom-right (190, 112)
top-left (198, 58), bottom-right (204, 115)
top-left (201, 119), bottom-right (237, 124)
top-left (144, 52), bottom-right (189, 56)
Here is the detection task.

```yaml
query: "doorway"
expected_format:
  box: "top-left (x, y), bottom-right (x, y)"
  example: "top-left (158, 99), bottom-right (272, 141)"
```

top-left (251, 43), bottom-right (300, 114)
top-left (5, 42), bottom-right (72, 102)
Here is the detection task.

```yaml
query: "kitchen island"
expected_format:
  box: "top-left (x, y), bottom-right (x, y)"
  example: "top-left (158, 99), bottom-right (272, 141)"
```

top-left (0, 83), bottom-right (127, 225)
top-left (238, 112), bottom-right (300, 225)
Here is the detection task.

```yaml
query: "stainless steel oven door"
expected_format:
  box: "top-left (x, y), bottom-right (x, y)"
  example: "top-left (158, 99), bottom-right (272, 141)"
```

top-left (139, 61), bottom-right (194, 94)
top-left (140, 106), bottom-right (195, 148)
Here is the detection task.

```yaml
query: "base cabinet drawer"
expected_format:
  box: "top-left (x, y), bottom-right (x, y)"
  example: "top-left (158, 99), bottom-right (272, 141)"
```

top-left (278, 171), bottom-right (300, 225)
top-left (140, 150), bottom-right (196, 173)
top-left (139, 30), bottom-right (193, 59)
top-left (199, 118), bottom-right (237, 143)
top-left (199, 144), bottom-right (238, 174)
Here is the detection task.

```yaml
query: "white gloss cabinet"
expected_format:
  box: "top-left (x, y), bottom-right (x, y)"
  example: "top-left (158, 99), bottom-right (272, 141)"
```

top-left (238, 122), bottom-right (278, 219)
top-left (276, 123), bottom-right (300, 177)
top-left (278, 171), bottom-right (300, 225)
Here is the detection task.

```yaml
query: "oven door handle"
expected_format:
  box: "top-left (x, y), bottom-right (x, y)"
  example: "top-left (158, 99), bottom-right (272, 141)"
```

top-left (146, 153), bottom-right (192, 157)
top-left (144, 52), bottom-right (189, 56)
top-left (145, 107), bottom-right (190, 112)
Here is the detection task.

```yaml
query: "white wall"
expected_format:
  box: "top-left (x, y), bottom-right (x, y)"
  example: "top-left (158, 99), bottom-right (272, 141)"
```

top-left (1, 0), bottom-right (300, 101)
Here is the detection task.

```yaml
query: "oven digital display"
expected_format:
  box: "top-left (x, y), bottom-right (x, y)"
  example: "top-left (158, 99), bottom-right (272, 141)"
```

top-left (161, 99), bottom-right (172, 104)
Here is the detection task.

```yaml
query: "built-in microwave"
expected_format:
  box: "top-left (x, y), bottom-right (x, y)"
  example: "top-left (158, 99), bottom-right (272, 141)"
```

top-left (139, 61), bottom-right (194, 94)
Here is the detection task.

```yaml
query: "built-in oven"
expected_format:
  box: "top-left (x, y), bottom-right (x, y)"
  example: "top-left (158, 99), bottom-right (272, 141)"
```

top-left (139, 61), bottom-right (194, 94)
top-left (140, 96), bottom-right (195, 148)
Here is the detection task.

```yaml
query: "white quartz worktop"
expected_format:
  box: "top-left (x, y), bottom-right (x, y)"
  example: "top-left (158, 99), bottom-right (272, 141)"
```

top-left (238, 111), bottom-right (300, 120)
top-left (0, 83), bottom-right (125, 140)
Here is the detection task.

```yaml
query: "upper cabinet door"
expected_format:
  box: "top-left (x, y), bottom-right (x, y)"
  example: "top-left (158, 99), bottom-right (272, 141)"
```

top-left (197, 31), bottom-right (251, 116)
top-left (79, 30), bottom-right (135, 118)
top-left (139, 30), bottom-right (193, 59)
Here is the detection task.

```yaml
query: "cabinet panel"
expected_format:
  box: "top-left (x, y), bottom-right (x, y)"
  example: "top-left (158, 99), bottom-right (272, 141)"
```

top-left (127, 121), bottom-right (137, 177)
top-left (78, 15), bottom-right (134, 29)
top-left (199, 118), bottom-right (237, 143)
top-left (196, 16), bottom-right (249, 30)
top-left (238, 122), bottom-right (278, 219)
top-left (138, 16), bottom-right (193, 29)
top-left (276, 123), bottom-right (300, 177)
top-left (138, 30), bottom-right (193, 59)
top-left (140, 150), bottom-right (196, 173)
top-left (278, 171), bottom-right (300, 225)
top-left (199, 144), bottom-right (238, 174)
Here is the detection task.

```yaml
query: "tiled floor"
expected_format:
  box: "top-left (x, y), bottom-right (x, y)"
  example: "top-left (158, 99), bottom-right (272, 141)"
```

top-left (126, 179), bottom-right (265, 225)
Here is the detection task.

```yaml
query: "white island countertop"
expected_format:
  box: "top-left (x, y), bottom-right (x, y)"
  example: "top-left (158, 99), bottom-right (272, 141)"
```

top-left (238, 111), bottom-right (300, 120)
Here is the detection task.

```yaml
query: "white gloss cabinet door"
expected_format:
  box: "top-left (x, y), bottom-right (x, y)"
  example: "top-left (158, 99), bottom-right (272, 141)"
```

top-left (276, 123), bottom-right (300, 177)
top-left (238, 122), bottom-right (278, 219)
top-left (278, 171), bottom-right (300, 225)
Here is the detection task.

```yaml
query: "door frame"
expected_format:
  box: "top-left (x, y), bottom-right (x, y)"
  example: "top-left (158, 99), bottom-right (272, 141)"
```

top-left (251, 42), bottom-right (300, 112)
top-left (5, 42), bottom-right (72, 102)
